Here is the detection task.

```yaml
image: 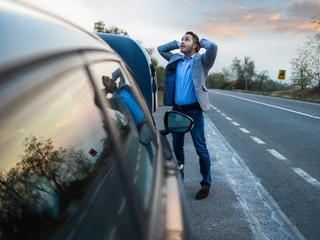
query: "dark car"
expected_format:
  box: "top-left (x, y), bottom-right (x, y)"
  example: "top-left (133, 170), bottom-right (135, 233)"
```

top-left (0, 1), bottom-right (194, 240)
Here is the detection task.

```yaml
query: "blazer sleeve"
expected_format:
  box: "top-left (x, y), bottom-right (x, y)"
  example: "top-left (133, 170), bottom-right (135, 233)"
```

top-left (157, 40), bottom-right (180, 62)
top-left (200, 38), bottom-right (218, 69)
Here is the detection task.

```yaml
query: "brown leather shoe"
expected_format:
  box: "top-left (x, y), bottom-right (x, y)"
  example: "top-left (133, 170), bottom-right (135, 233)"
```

top-left (195, 187), bottom-right (210, 199)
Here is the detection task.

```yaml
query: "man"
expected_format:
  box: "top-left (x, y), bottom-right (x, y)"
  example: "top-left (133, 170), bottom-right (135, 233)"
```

top-left (102, 75), bottom-right (144, 128)
top-left (158, 31), bottom-right (218, 199)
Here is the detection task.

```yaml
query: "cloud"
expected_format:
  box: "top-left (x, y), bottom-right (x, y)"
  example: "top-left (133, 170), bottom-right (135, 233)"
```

top-left (286, 0), bottom-right (320, 18)
top-left (181, 1), bottom-right (317, 39)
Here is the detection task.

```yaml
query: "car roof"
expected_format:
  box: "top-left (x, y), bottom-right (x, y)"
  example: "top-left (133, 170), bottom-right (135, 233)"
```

top-left (0, 1), bottom-right (114, 75)
top-left (0, 2), bottom-right (156, 113)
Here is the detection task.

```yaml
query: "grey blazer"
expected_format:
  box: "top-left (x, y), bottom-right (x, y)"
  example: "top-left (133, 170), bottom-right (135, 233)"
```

top-left (157, 38), bottom-right (218, 111)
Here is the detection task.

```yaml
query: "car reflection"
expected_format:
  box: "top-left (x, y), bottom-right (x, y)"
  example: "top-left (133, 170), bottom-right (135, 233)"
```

top-left (0, 133), bottom-right (114, 239)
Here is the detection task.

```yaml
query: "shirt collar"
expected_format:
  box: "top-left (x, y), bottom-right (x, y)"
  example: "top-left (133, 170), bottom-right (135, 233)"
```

top-left (183, 53), bottom-right (196, 61)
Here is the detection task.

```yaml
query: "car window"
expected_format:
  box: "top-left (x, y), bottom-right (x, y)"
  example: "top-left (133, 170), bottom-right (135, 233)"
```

top-left (88, 61), bottom-right (156, 209)
top-left (0, 60), bottom-right (141, 239)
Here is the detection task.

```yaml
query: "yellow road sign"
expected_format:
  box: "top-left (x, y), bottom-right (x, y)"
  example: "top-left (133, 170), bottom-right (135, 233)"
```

top-left (278, 70), bottom-right (286, 80)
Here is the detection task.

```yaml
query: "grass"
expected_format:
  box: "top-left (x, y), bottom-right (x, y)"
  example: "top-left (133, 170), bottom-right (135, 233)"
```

top-left (250, 88), bottom-right (320, 104)
top-left (157, 90), bottom-right (163, 105)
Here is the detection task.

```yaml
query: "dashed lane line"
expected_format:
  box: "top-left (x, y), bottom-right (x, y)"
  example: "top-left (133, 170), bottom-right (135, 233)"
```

top-left (204, 113), bottom-right (307, 240)
top-left (250, 136), bottom-right (266, 144)
top-left (212, 104), bottom-right (320, 191)
top-left (291, 167), bottom-right (320, 189)
top-left (266, 149), bottom-right (288, 161)
top-left (239, 128), bottom-right (250, 133)
top-left (232, 121), bottom-right (240, 126)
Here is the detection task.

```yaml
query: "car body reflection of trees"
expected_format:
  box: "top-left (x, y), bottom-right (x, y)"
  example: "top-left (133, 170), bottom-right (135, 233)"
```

top-left (0, 131), bottom-right (115, 239)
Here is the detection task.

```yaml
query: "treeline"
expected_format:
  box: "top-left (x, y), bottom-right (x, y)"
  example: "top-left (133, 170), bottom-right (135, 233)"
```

top-left (289, 16), bottom-right (320, 90)
top-left (205, 59), bottom-right (292, 92)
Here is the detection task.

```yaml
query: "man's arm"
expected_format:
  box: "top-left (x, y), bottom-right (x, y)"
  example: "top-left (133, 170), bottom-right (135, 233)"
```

top-left (200, 38), bottom-right (218, 69)
top-left (112, 68), bottom-right (127, 89)
top-left (157, 40), bottom-right (180, 62)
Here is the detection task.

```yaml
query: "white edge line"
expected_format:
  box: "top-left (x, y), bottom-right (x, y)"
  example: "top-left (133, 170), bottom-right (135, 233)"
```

top-left (213, 92), bottom-right (320, 120)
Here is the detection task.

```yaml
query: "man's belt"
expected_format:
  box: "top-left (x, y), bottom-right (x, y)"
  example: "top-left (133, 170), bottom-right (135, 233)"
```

top-left (174, 102), bottom-right (201, 110)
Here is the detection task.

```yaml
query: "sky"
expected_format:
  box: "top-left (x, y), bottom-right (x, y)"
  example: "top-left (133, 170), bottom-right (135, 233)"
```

top-left (22, 0), bottom-right (320, 84)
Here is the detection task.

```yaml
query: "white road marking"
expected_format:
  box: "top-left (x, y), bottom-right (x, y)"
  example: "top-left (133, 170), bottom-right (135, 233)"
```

top-left (203, 114), bottom-right (306, 240)
top-left (291, 167), bottom-right (320, 189)
top-left (221, 113), bottom-right (226, 116)
top-left (213, 91), bottom-right (320, 120)
top-left (267, 149), bottom-right (288, 161)
top-left (239, 128), bottom-right (250, 133)
top-left (250, 136), bottom-right (265, 144)
top-left (216, 110), bottom-right (221, 113)
top-left (133, 175), bottom-right (138, 184)
top-left (225, 117), bottom-right (233, 121)
top-left (67, 230), bottom-right (77, 240)
top-left (232, 121), bottom-right (240, 126)
top-left (117, 198), bottom-right (126, 214)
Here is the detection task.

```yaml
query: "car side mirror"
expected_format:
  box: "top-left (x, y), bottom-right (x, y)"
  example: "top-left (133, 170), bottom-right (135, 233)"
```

top-left (160, 111), bottom-right (194, 136)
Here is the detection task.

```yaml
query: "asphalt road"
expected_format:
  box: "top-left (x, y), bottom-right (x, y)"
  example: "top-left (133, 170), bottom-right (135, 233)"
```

top-left (154, 90), bottom-right (320, 240)
top-left (207, 90), bottom-right (320, 240)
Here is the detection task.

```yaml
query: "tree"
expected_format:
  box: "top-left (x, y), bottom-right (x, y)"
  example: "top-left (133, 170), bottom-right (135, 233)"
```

top-left (94, 21), bottom-right (105, 33)
top-left (310, 16), bottom-right (320, 89)
top-left (306, 36), bottom-right (320, 88)
top-left (290, 14), bottom-right (320, 90)
top-left (94, 21), bottom-right (129, 36)
top-left (145, 47), bottom-right (159, 68)
top-left (156, 66), bottom-right (164, 91)
top-left (206, 72), bottom-right (229, 89)
top-left (145, 47), bottom-right (165, 94)
top-left (19, 136), bottom-right (91, 192)
top-left (311, 15), bottom-right (320, 49)
top-left (221, 67), bottom-right (232, 83)
top-left (104, 25), bottom-right (129, 36)
top-left (290, 46), bottom-right (314, 89)
top-left (0, 168), bottom-right (34, 238)
top-left (231, 57), bottom-right (255, 90)
top-left (253, 70), bottom-right (270, 91)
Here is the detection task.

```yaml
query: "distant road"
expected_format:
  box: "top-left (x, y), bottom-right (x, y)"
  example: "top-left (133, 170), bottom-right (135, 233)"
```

top-left (207, 90), bottom-right (320, 240)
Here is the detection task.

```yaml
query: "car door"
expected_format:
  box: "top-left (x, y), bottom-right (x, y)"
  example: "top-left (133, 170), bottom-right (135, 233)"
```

top-left (0, 51), bottom-right (154, 239)
top-left (85, 51), bottom-right (167, 240)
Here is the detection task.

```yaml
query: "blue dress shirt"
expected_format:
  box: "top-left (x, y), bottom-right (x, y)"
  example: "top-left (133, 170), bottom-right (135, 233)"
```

top-left (175, 54), bottom-right (197, 105)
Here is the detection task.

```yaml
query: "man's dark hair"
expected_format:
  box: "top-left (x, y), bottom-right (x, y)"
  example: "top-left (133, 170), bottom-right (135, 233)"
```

top-left (185, 31), bottom-right (200, 52)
